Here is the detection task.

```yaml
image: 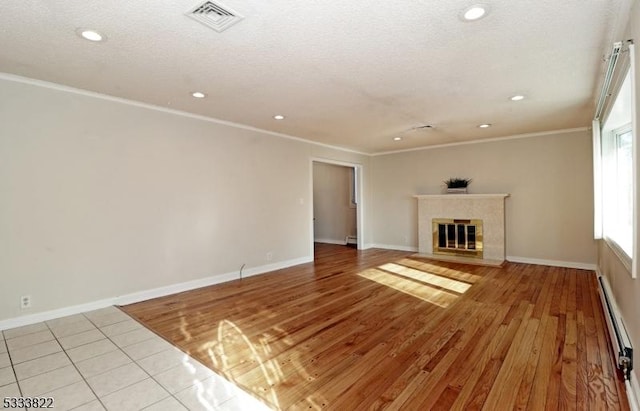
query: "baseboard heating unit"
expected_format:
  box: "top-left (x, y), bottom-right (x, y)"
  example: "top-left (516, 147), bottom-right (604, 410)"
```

top-left (597, 275), bottom-right (634, 380)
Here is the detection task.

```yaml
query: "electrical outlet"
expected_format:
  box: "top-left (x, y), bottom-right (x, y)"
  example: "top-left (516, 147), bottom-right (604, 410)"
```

top-left (266, 252), bottom-right (273, 261)
top-left (20, 295), bottom-right (31, 309)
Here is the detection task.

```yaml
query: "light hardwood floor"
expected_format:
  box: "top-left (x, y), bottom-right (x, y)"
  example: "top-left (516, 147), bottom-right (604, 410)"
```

top-left (122, 244), bottom-right (629, 410)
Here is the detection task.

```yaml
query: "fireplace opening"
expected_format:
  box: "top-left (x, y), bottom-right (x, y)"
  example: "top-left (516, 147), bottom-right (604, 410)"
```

top-left (432, 218), bottom-right (483, 258)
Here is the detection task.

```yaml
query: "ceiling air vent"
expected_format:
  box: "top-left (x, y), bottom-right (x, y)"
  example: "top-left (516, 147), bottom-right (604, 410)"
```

top-left (186, 1), bottom-right (243, 33)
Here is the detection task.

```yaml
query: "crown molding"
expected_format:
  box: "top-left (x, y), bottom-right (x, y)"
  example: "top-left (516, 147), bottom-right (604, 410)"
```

top-left (0, 72), bottom-right (368, 156)
top-left (372, 127), bottom-right (590, 156)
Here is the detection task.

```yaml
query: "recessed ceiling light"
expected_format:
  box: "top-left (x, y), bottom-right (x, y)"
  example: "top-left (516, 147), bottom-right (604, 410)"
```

top-left (191, 92), bottom-right (206, 98)
top-left (510, 95), bottom-right (525, 101)
top-left (77, 29), bottom-right (105, 42)
top-left (478, 123), bottom-right (491, 128)
top-left (462, 5), bottom-right (488, 21)
top-left (393, 137), bottom-right (402, 141)
top-left (273, 115), bottom-right (285, 120)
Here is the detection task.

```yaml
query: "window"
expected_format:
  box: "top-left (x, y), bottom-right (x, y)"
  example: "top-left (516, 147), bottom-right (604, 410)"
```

top-left (602, 124), bottom-right (633, 257)
top-left (600, 68), bottom-right (634, 264)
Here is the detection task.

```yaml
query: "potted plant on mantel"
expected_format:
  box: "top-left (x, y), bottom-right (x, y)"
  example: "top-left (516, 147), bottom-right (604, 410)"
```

top-left (444, 178), bottom-right (472, 194)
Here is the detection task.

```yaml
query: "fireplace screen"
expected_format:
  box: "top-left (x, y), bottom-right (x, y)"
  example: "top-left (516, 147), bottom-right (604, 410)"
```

top-left (432, 218), bottom-right (483, 258)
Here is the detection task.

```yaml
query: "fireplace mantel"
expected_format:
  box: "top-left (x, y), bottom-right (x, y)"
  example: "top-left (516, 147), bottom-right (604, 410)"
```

top-left (414, 194), bottom-right (510, 200)
top-left (414, 193), bottom-right (510, 266)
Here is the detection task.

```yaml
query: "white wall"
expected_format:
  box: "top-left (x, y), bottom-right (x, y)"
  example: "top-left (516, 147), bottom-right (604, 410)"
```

top-left (313, 162), bottom-right (357, 243)
top-left (0, 73), bottom-right (610, 327)
top-left (370, 130), bottom-right (597, 266)
top-left (0, 76), bottom-right (369, 323)
top-left (597, 0), bottom-right (640, 391)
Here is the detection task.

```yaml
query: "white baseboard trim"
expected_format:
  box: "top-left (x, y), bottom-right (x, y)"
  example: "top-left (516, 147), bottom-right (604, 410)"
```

top-left (314, 238), bottom-right (347, 245)
top-left (0, 255), bottom-right (313, 331)
top-left (0, 298), bottom-right (118, 332)
top-left (627, 374), bottom-right (640, 411)
top-left (240, 256), bottom-right (313, 278)
top-left (116, 255), bottom-right (313, 305)
top-left (113, 271), bottom-right (239, 307)
top-left (369, 243), bottom-right (419, 252)
top-left (506, 256), bottom-right (597, 270)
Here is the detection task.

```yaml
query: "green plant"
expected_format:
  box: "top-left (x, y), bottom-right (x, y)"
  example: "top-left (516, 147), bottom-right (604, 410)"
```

top-left (444, 178), bottom-right (472, 188)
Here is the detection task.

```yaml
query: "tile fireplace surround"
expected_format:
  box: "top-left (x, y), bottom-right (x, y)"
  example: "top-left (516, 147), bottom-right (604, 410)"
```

top-left (414, 194), bottom-right (510, 266)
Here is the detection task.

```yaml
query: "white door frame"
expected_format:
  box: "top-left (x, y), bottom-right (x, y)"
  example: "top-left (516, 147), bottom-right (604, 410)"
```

top-left (310, 157), bottom-right (364, 258)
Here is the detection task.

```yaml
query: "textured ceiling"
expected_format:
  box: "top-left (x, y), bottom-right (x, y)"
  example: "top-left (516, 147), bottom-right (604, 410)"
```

top-left (0, 0), bottom-right (630, 153)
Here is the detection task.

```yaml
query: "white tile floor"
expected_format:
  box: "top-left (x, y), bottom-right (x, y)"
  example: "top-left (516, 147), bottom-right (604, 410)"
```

top-left (0, 307), bottom-right (272, 411)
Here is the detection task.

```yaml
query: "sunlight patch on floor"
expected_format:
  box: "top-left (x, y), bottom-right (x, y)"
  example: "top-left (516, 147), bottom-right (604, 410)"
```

top-left (197, 319), bottom-right (281, 410)
top-left (198, 318), bottom-right (329, 410)
top-left (379, 263), bottom-right (472, 294)
top-left (397, 258), bottom-right (481, 283)
top-left (358, 268), bottom-right (458, 307)
top-left (179, 314), bottom-right (192, 342)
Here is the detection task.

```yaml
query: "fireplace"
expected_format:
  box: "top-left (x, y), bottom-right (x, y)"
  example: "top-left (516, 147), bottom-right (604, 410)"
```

top-left (432, 218), bottom-right (483, 258)
top-left (414, 194), bottom-right (509, 266)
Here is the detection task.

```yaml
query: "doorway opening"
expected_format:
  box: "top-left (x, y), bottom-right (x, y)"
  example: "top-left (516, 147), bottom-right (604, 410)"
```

top-left (310, 159), bottom-right (363, 259)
